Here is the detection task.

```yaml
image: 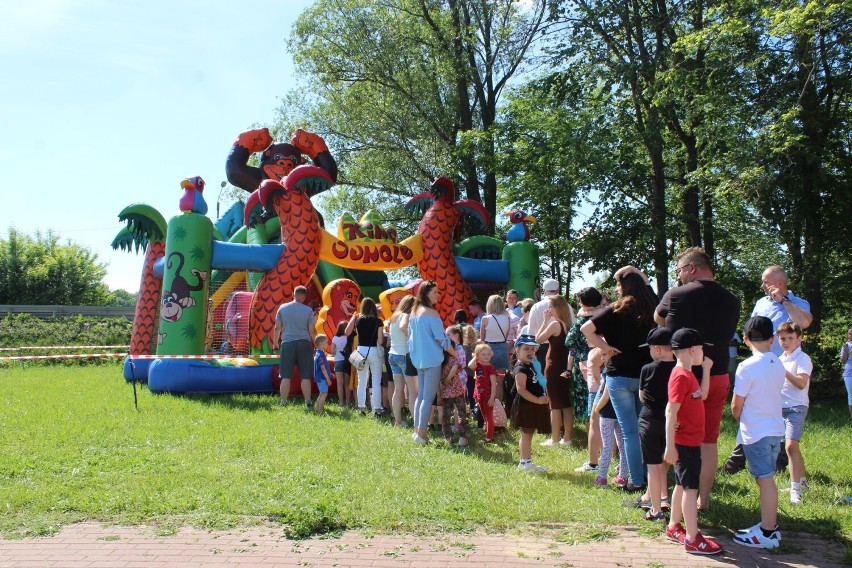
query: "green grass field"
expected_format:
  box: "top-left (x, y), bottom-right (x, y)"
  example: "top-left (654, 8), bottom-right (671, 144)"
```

top-left (1, 366), bottom-right (850, 547)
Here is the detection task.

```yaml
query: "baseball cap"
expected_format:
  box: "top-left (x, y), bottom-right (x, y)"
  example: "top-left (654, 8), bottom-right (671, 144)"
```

top-left (639, 327), bottom-right (673, 347)
top-left (670, 328), bottom-right (712, 350)
top-left (542, 278), bottom-right (559, 292)
top-left (744, 316), bottom-right (774, 342)
top-left (514, 334), bottom-right (539, 349)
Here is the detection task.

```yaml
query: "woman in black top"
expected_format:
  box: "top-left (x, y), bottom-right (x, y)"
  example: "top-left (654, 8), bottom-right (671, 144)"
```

top-left (345, 297), bottom-right (385, 415)
top-left (580, 272), bottom-right (657, 491)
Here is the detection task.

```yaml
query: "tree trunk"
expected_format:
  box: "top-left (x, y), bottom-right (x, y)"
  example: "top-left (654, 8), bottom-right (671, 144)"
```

top-left (448, 0), bottom-right (480, 204)
top-left (701, 190), bottom-right (714, 260)
top-left (683, 138), bottom-right (702, 247)
top-left (648, 125), bottom-right (669, 298)
top-left (794, 33), bottom-right (825, 332)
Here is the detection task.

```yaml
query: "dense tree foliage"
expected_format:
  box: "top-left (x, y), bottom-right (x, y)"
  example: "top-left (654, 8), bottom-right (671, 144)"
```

top-left (280, 0), bottom-right (851, 380)
top-left (0, 229), bottom-right (112, 305)
top-left (286, 0), bottom-right (546, 226)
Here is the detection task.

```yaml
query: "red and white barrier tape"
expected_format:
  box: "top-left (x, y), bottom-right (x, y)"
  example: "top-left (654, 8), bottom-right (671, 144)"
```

top-left (0, 345), bottom-right (129, 352)
top-left (1, 353), bottom-right (285, 362)
top-left (1, 353), bottom-right (128, 361)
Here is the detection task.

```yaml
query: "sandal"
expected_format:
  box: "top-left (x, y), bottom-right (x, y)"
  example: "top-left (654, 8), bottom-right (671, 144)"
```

top-left (644, 509), bottom-right (667, 522)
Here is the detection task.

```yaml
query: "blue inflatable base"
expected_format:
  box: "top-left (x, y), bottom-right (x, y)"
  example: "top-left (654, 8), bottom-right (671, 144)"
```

top-left (123, 357), bottom-right (153, 383)
top-left (147, 359), bottom-right (276, 394)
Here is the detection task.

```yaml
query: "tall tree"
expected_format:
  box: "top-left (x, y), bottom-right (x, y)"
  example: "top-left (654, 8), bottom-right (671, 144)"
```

top-left (694, 0), bottom-right (852, 331)
top-left (549, 0), bottom-right (686, 294)
top-left (286, 0), bottom-right (546, 226)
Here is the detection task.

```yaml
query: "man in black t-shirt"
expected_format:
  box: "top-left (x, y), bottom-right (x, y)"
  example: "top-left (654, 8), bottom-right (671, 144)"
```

top-left (654, 248), bottom-right (740, 511)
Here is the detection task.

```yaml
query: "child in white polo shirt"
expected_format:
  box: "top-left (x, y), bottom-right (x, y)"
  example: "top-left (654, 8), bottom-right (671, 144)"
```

top-left (732, 316), bottom-right (786, 549)
top-left (777, 321), bottom-right (813, 504)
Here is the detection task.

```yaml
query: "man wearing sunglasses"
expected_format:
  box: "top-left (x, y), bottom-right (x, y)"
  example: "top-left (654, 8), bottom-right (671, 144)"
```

top-left (654, 248), bottom-right (740, 512)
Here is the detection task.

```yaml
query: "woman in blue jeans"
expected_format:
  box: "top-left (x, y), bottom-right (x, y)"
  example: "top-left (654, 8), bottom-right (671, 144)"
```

top-left (408, 281), bottom-right (448, 444)
top-left (581, 271), bottom-right (657, 491)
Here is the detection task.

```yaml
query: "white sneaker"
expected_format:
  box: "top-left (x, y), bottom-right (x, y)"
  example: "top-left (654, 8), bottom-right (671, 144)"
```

top-left (574, 462), bottom-right (599, 473)
top-left (733, 524), bottom-right (781, 549)
top-left (735, 522), bottom-right (782, 541)
top-left (540, 439), bottom-right (559, 447)
top-left (559, 439), bottom-right (571, 448)
top-left (518, 461), bottom-right (548, 474)
top-left (413, 435), bottom-right (428, 445)
top-left (791, 488), bottom-right (802, 504)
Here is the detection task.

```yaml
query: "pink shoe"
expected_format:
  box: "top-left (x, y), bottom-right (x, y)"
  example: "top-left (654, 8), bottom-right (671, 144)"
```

top-left (612, 475), bottom-right (628, 487)
top-left (593, 476), bottom-right (607, 487)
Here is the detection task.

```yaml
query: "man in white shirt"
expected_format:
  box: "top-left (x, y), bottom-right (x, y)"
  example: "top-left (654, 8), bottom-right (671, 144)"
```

top-left (527, 278), bottom-right (574, 367)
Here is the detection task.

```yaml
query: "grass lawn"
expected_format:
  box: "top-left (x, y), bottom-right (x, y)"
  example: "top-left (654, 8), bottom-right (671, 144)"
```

top-left (1, 366), bottom-right (851, 549)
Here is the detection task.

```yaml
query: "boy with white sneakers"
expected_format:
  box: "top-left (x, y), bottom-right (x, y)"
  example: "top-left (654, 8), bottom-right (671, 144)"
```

top-left (777, 321), bottom-right (813, 504)
top-left (732, 316), bottom-right (786, 549)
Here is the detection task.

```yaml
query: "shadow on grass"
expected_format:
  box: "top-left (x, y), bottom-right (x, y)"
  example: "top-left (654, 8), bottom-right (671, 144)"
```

top-left (182, 392), bottom-right (280, 412)
top-left (171, 392), bottom-right (375, 421)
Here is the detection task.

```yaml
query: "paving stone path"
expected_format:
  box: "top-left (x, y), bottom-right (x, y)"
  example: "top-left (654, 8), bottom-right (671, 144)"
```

top-left (0, 522), bottom-right (846, 567)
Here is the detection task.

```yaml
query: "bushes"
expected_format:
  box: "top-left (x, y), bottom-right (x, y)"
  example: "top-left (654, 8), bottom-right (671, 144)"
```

top-left (0, 314), bottom-right (131, 367)
top-left (803, 316), bottom-right (849, 401)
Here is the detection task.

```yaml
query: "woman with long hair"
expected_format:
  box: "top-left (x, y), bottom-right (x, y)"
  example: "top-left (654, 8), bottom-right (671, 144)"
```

top-left (388, 295), bottom-right (417, 426)
top-left (345, 297), bottom-right (385, 416)
top-left (408, 281), bottom-right (448, 444)
top-left (535, 295), bottom-right (574, 447)
top-left (480, 294), bottom-right (511, 376)
top-left (580, 271), bottom-right (657, 492)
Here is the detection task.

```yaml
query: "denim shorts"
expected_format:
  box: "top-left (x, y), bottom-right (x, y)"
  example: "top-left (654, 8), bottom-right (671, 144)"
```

top-left (742, 435), bottom-right (783, 479)
top-left (486, 341), bottom-right (510, 370)
top-left (586, 390), bottom-right (597, 418)
top-left (388, 353), bottom-right (407, 376)
top-left (782, 405), bottom-right (808, 441)
top-left (315, 376), bottom-right (329, 394)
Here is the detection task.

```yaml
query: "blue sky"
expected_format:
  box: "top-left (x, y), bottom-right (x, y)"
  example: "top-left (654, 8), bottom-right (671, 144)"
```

top-left (1, 0), bottom-right (605, 296)
top-left (0, 0), bottom-right (312, 292)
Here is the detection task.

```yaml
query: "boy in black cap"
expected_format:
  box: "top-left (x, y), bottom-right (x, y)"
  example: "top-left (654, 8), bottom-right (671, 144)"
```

top-left (637, 327), bottom-right (676, 520)
top-left (663, 328), bottom-right (722, 555)
top-left (731, 316), bottom-right (785, 549)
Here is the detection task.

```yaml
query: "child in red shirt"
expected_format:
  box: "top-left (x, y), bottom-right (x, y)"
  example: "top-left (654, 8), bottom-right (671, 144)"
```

top-left (664, 328), bottom-right (722, 556)
top-left (469, 343), bottom-right (498, 442)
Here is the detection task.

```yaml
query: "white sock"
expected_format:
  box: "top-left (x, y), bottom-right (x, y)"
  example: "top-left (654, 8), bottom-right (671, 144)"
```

top-left (800, 476), bottom-right (807, 485)
top-left (791, 481), bottom-right (801, 492)
top-left (520, 458), bottom-right (531, 465)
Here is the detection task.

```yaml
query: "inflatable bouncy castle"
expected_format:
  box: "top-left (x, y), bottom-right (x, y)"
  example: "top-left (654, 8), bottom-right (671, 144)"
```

top-left (113, 129), bottom-right (539, 395)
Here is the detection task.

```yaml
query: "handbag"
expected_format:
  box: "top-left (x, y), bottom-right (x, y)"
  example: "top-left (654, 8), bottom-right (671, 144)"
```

top-left (348, 349), bottom-right (367, 370)
top-left (348, 318), bottom-right (378, 371)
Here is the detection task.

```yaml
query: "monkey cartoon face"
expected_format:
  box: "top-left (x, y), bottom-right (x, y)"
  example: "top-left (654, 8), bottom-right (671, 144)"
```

top-left (161, 293), bottom-right (184, 322)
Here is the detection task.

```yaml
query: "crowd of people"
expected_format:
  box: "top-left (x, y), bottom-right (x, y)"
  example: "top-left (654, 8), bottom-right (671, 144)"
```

top-left (273, 248), bottom-right (845, 555)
